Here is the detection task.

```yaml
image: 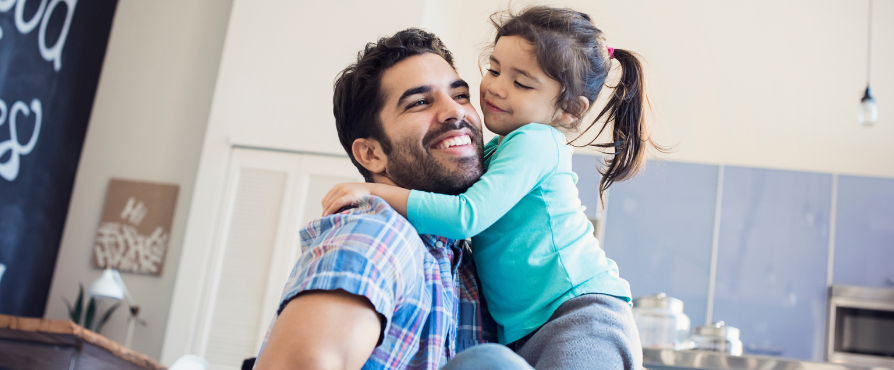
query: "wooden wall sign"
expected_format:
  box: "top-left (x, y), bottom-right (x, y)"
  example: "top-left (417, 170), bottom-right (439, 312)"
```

top-left (92, 179), bottom-right (179, 275)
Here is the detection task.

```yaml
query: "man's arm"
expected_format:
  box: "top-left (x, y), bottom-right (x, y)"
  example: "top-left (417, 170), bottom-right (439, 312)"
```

top-left (253, 290), bottom-right (383, 370)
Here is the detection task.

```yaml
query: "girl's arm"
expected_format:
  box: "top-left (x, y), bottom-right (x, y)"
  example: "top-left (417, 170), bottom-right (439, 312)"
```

top-left (322, 183), bottom-right (410, 217)
top-left (407, 124), bottom-right (560, 239)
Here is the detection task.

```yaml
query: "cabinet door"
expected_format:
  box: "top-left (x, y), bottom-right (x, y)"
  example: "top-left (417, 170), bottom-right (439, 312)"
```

top-left (713, 167), bottom-right (831, 361)
top-left (833, 175), bottom-right (894, 288)
top-left (600, 160), bottom-right (719, 327)
top-left (197, 149), bottom-right (361, 370)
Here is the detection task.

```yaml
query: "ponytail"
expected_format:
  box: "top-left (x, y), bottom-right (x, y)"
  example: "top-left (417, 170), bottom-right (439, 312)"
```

top-left (589, 48), bottom-right (651, 202)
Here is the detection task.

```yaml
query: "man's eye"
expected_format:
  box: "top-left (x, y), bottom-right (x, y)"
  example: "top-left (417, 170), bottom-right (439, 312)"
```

top-left (487, 69), bottom-right (500, 76)
top-left (408, 99), bottom-right (429, 108)
top-left (455, 93), bottom-right (470, 100)
top-left (514, 81), bottom-right (533, 90)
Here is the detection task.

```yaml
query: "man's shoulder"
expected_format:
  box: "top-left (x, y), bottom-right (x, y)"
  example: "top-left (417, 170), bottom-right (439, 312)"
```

top-left (300, 195), bottom-right (424, 252)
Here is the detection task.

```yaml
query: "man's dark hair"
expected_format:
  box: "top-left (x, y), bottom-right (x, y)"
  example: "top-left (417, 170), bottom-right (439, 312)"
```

top-left (333, 28), bottom-right (455, 182)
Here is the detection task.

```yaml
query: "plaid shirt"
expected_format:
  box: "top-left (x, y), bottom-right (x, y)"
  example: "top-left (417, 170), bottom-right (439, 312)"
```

top-left (256, 196), bottom-right (496, 369)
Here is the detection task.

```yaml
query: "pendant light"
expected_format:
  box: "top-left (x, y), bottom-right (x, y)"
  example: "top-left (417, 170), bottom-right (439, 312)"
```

top-left (859, 0), bottom-right (878, 126)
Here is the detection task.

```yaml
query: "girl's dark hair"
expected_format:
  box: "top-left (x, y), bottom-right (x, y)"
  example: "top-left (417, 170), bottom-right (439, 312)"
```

top-left (333, 28), bottom-right (454, 182)
top-left (489, 6), bottom-right (665, 201)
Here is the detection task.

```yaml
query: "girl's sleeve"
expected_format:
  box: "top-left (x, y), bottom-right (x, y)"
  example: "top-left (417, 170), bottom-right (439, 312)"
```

top-left (407, 124), bottom-right (561, 239)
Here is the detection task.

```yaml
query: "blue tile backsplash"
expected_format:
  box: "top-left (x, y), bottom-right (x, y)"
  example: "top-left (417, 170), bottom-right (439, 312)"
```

top-left (572, 154), bottom-right (893, 363)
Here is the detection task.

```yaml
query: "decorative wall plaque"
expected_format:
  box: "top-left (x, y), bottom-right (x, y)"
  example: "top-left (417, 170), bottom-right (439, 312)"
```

top-left (92, 179), bottom-right (179, 275)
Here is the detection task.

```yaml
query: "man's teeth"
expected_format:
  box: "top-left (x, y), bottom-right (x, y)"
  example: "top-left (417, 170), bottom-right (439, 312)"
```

top-left (436, 135), bottom-right (472, 149)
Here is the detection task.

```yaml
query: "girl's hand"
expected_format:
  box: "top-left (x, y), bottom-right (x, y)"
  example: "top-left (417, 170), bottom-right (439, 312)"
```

top-left (321, 183), bottom-right (376, 216)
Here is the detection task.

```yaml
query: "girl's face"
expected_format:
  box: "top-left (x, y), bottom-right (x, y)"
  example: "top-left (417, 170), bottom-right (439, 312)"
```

top-left (480, 36), bottom-right (564, 136)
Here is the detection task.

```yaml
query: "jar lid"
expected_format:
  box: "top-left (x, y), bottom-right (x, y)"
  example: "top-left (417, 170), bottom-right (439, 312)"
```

top-left (632, 293), bottom-right (684, 314)
top-left (693, 321), bottom-right (740, 340)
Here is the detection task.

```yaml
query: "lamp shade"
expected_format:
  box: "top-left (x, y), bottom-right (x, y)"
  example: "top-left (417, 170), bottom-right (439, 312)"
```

top-left (89, 268), bottom-right (125, 300)
top-left (169, 355), bottom-right (209, 370)
top-left (859, 87), bottom-right (878, 126)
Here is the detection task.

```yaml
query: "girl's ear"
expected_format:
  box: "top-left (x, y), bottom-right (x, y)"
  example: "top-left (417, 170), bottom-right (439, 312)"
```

top-left (352, 138), bottom-right (387, 174)
top-left (555, 96), bottom-right (590, 126)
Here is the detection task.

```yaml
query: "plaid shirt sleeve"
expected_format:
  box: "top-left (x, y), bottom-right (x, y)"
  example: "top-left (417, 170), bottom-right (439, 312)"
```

top-left (455, 241), bottom-right (498, 351)
top-left (276, 197), bottom-right (426, 338)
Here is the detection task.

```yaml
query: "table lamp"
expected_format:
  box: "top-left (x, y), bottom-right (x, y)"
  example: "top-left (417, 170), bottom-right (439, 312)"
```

top-left (89, 268), bottom-right (140, 348)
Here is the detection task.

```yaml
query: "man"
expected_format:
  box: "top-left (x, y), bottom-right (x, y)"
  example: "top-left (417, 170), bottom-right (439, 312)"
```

top-left (253, 29), bottom-right (533, 370)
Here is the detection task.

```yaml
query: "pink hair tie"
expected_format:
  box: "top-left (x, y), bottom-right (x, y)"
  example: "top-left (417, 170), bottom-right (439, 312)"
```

top-left (607, 47), bottom-right (615, 59)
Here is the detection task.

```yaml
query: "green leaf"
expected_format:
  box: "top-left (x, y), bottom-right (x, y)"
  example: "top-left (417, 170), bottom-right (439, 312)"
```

top-left (73, 284), bottom-right (85, 325)
top-left (84, 298), bottom-right (97, 331)
top-left (63, 297), bottom-right (76, 322)
top-left (94, 301), bottom-right (121, 335)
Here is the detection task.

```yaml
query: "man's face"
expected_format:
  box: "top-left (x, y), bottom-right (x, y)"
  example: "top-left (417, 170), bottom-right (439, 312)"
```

top-left (376, 53), bottom-right (485, 195)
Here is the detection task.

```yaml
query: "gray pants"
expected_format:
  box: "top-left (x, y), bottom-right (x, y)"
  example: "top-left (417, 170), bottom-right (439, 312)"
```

top-left (511, 294), bottom-right (643, 370)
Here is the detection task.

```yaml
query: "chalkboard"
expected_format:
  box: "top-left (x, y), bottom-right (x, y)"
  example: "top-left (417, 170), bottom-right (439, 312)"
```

top-left (0, 0), bottom-right (118, 317)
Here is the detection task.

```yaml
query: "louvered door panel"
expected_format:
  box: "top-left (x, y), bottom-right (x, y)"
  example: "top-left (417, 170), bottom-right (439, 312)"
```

top-left (196, 148), bottom-right (362, 370)
top-left (204, 167), bottom-right (287, 370)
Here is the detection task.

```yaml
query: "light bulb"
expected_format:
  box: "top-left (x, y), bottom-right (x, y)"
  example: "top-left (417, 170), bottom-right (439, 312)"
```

top-left (859, 87), bottom-right (878, 126)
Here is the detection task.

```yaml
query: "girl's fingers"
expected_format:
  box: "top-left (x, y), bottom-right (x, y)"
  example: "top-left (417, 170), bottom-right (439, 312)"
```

top-left (322, 196), bottom-right (340, 217)
top-left (321, 186), bottom-right (342, 208)
top-left (322, 194), bottom-right (356, 217)
top-left (321, 184), bottom-right (371, 217)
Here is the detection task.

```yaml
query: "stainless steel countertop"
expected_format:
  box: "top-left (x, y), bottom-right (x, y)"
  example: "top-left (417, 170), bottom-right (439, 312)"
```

top-left (643, 348), bottom-right (892, 370)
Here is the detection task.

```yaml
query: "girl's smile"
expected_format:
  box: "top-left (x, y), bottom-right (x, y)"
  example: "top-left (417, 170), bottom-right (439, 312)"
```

top-left (483, 99), bottom-right (509, 113)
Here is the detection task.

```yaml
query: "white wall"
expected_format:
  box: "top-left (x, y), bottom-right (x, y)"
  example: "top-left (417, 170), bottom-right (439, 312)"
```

top-left (181, 0), bottom-right (894, 179)
top-left (449, 0), bottom-right (894, 178)
top-left (44, 0), bottom-right (233, 361)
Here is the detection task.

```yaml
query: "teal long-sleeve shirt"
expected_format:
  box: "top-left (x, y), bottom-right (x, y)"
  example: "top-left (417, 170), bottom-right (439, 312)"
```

top-left (407, 123), bottom-right (631, 344)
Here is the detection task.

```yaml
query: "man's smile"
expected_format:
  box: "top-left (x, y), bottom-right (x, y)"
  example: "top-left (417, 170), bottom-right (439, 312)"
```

top-left (426, 127), bottom-right (478, 157)
top-left (433, 134), bottom-right (471, 149)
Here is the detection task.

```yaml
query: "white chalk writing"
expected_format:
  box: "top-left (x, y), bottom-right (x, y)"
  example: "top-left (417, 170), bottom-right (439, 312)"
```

top-left (0, 98), bottom-right (42, 181)
top-left (1, 0), bottom-right (77, 71)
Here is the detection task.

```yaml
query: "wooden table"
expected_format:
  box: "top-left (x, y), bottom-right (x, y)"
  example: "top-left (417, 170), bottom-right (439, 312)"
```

top-left (0, 314), bottom-right (165, 370)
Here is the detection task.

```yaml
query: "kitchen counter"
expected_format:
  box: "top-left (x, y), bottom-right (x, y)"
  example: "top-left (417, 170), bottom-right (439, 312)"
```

top-left (643, 348), bottom-right (890, 370)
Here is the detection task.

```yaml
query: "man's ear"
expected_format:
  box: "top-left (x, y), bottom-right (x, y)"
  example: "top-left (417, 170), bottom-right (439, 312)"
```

top-left (555, 96), bottom-right (590, 126)
top-left (352, 138), bottom-right (387, 175)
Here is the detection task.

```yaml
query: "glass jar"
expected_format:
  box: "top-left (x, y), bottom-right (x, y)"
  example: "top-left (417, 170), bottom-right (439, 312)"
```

top-left (681, 321), bottom-right (744, 356)
top-left (631, 293), bottom-right (691, 350)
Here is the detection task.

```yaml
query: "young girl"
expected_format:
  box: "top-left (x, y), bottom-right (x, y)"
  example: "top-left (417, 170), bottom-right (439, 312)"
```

top-left (323, 6), bottom-right (660, 369)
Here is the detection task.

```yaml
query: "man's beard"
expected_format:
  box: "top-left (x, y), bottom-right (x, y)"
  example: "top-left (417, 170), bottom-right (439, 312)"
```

top-left (384, 120), bottom-right (485, 195)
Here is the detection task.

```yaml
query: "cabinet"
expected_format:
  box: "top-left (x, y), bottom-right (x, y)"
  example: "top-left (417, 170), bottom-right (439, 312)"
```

top-left (712, 167), bottom-right (831, 361)
top-left (593, 158), bottom-right (894, 362)
top-left (595, 158), bottom-right (719, 328)
top-left (833, 175), bottom-right (894, 289)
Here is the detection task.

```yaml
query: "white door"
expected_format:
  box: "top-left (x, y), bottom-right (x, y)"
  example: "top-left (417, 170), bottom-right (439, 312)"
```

top-left (197, 148), bottom-right (362, 370)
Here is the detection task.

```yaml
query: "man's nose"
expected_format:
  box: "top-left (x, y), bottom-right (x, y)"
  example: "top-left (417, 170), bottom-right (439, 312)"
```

top-left (435, 93), bottom-right (466, 124)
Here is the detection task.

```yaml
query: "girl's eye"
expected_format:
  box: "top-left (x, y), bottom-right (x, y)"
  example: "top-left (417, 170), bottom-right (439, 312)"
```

top-left (514, 81), bottom-right (533, 90)
top-left (487, 69), bottom-right (500, 76)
